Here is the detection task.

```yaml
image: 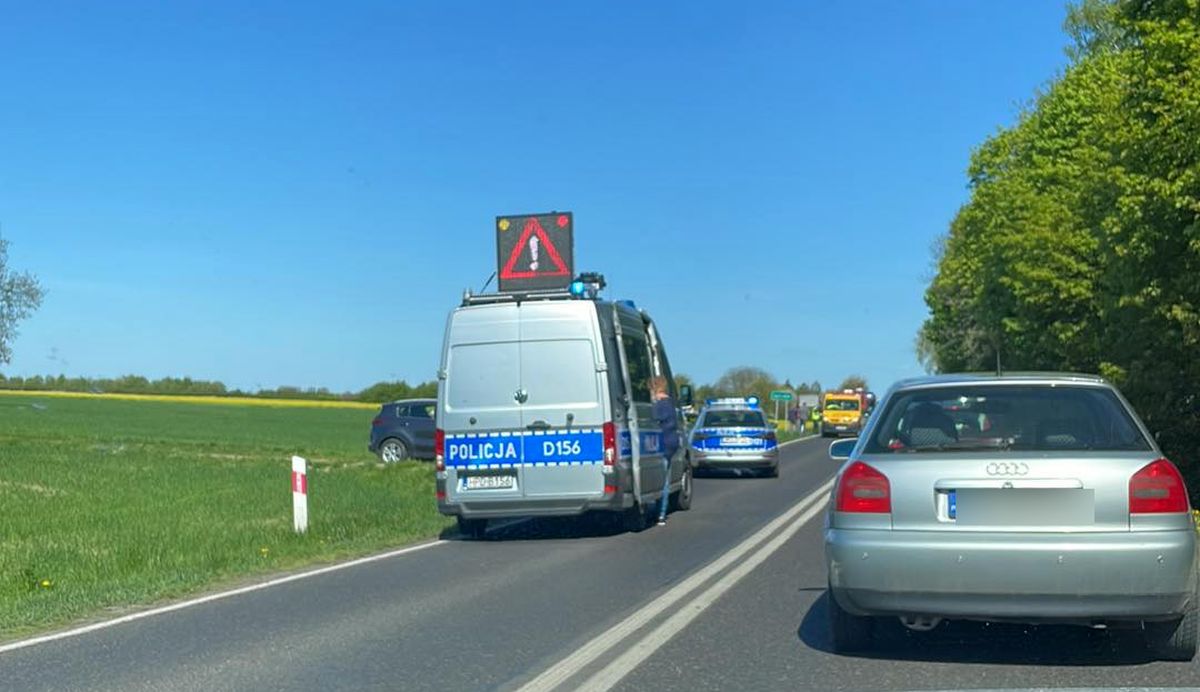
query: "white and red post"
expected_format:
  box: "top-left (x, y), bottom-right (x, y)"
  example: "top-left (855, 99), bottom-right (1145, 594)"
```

top-left (292, 455), bottom-right (308, 534)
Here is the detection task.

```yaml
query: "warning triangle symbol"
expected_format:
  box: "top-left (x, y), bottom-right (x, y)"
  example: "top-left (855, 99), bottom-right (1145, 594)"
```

top-left (500, 217), bottom-right (570, 279)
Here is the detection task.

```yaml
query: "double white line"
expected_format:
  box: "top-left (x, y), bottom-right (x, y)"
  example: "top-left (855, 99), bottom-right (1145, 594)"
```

top-left (517, 476), bottom-right (835, 692)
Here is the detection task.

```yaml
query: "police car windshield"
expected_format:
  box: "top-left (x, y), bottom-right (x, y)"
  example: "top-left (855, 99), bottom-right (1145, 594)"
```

top-left (701, 410), bottom-right (765, 428)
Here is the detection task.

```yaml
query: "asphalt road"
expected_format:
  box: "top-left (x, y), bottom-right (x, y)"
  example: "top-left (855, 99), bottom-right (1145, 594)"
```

top-left (3, 438), bottom-right (1198, 691)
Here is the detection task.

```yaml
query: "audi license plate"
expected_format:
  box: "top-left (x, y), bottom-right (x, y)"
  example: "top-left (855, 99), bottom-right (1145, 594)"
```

top-left (724, 437), bottom-right (753, 446)
top-left (462, 475), bottom-right (515, 491)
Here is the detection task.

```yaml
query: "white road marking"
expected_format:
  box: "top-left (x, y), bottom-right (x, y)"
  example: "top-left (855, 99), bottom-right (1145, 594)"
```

top-left (0, 539), bottom-right (445, 656)
top-left (516, 477), bottom-right (835, 692)
top-left (778, 433), bottom-right (818, 448)
top-left (581, 492), bottom-right (831, 690)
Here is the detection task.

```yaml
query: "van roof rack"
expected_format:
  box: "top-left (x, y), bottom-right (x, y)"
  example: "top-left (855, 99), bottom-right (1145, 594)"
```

top-left (461, 289), bottom-right (576, 306)
top-left (461, 272), bottom-right (608, 306)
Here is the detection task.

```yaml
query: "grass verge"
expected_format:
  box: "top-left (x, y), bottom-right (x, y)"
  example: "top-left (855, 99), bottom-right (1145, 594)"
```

top-left (0, 394), bottom-right (451, 641)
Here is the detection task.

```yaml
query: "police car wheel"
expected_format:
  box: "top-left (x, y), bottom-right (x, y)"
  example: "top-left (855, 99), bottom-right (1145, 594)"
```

top-left (379, 438), bottom-right (408, 463)
top-left (765, 463), bottom-right (779, 479)
top-left (457, 516), bottom-right (488, 539)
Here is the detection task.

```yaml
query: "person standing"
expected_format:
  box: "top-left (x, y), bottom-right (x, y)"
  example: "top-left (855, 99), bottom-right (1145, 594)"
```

top-left (650, 376), bottom-right (680, 526)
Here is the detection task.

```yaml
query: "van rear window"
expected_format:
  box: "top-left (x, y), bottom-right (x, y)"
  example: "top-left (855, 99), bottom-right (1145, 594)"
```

top-left (522, 340), bottom-right (598, 406)
top-left (447, 342), bottom-right (519, 409)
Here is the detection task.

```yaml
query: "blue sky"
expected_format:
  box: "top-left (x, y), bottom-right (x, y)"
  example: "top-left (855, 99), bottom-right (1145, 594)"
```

top-left (0, 1), bottom-right (1070, 393)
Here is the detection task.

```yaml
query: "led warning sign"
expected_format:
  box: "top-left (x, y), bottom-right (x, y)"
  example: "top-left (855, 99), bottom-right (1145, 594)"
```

top-left (495, 212), bottom-right (574, 292)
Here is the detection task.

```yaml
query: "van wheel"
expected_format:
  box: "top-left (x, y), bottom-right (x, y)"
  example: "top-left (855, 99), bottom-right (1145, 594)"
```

top-left (457, 517), bottom-right (488, 539)
top-left (671, 466), bottom-right (693, 512)
top-left (622, 505), bottom-right (650, 533)
top-left (1146, 590), bottom-right (1198, 661)
top-left (379, 438), bottom-right (409, 464)
top-left (828, 584), bottom-right (874, 653)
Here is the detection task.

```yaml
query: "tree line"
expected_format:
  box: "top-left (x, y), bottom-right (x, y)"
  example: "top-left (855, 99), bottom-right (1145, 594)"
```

top-left (0, 373), bottom-right (437, 403)
top-left (918, 0), bottom-right (1199, 491)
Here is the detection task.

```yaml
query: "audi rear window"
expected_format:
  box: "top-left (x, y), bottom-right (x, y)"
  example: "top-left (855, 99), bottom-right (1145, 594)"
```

top-left (863, 384), bottom-right (1151, 453)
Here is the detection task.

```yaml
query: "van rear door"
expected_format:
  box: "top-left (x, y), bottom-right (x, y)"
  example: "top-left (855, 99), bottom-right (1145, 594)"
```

top-left (442, 304), bottom-right (525, 499)
top-left (518, 301), bottom-right (608, 499)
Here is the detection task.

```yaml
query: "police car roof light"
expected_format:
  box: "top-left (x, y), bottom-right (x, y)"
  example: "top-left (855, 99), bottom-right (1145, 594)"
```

top-left (569, 280), bottom-right (587, 296)
top-left (704, 396), bottom-right (760, 409)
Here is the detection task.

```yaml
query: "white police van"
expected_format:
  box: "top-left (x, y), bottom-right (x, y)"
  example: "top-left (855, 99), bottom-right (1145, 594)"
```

top-left (435, 276), bottom-right (693, 537)
top-left (688, 397), bottom-right (780, 477)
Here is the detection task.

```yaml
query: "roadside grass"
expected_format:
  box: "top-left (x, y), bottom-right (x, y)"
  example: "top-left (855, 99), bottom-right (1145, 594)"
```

top-left (0, 395), bottom-right (451, 640)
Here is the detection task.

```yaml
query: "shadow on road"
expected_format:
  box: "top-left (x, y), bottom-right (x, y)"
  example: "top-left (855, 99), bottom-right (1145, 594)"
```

top-left (693, 468), bottom-right (773, 480)
top-left (798, 590), bottom-right (1156, 666)
top-left (439, 513), bottom-right (633, 542)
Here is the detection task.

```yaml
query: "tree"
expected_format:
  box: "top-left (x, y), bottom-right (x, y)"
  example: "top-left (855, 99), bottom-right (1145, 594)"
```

top-left (712, 366), bottom-right (779, 409)
top-left (838, 375), bottom-right (868, 391)
top-left (918, 0), bottom-right (1200, 498)
top-left (0, 238), bottom-right (44, 365)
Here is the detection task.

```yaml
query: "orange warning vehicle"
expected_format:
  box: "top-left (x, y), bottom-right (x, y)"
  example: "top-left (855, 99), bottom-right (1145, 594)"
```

top-left (819, 390), bottom-right (865, 437)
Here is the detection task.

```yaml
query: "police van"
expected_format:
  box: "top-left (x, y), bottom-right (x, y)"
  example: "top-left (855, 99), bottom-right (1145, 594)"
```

top-left (434, 276), bottom-right (694, 537)
top-left (687, 397), bottom-right (780, 477)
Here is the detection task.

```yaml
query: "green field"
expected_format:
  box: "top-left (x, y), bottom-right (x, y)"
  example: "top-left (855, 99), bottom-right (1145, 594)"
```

top-left (0, 394), bottom-right (451, 640)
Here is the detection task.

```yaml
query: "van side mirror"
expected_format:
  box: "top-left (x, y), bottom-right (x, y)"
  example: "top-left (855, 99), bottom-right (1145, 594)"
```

top-left (828, 438), bottom-right (857, 461)
top-left (678, 384), bottom-right (693, 407)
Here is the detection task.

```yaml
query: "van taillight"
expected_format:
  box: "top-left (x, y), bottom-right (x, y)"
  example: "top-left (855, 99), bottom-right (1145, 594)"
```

top-left (602, 422), bottom-right (616, 473)
top-left (1129, 458), bottom-right (1189, 514)
top-left (835, 461), bottom-right (891, 513)
top-left (434, 429), bottom-right (445, 472)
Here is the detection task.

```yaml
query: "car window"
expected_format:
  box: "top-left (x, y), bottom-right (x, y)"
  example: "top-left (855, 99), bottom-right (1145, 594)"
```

top-left (863, 385), bottom-right (1152, 453)
top-left (701, 410), bottom-right (765, 428)
top-left (824, 399), bottom-right (859, 411)
top-left (408, 404), bottom-right (434, 419)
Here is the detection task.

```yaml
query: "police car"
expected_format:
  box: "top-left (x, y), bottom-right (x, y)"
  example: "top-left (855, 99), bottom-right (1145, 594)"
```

top-left (688, 397), bottom-right (780, 477)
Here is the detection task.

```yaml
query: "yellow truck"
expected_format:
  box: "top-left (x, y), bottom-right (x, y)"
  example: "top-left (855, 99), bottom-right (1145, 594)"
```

top-left (819, 390), bottom-right (865, 438)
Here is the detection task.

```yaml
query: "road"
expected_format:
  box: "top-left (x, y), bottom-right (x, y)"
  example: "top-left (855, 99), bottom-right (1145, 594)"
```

top-left (3, 438), bottom-right (1198, 691)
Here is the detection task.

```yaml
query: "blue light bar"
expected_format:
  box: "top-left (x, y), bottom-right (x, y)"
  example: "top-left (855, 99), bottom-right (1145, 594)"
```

top-left (569, 280), bottom-right (586, 296)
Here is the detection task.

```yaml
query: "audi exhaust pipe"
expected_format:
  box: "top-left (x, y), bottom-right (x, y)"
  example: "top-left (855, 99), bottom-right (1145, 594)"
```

top-left (899, 615), bottom-right (942, 631)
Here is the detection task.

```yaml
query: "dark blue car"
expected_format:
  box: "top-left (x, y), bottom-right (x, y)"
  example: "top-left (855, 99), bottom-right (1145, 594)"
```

top-left (369, 398), bottom-right (436, 462)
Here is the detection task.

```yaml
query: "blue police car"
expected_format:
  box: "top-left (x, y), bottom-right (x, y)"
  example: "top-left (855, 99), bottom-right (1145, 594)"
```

top-left (688, 397), bottom-right (780, 477)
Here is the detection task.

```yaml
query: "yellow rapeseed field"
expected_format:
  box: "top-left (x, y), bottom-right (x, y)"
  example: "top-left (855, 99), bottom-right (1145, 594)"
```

top-left (0, 389), bottom-right (377, 410)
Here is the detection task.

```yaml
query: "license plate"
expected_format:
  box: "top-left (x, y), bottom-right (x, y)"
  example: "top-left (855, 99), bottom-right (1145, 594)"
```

top-left (948, 490), bottom-right (957, 519)
top-left (462, 475), bottom-right (515, 490)
top-left (723, 437), bottom-right (753, 446)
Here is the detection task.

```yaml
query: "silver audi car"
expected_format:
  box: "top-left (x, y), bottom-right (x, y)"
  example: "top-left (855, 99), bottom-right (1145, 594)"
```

top-left (824, 373), bottom-right (1198, 660)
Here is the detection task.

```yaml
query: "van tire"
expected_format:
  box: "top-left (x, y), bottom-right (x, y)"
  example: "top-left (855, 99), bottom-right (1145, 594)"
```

top-left (671, 466), bottom-right (693, 512)
top-left (457, 517), bottom-right (488, 539)
top-left (1146, 590), bottom-right (1198, 661)
top-left (622, 505), bottom-right (650, 533)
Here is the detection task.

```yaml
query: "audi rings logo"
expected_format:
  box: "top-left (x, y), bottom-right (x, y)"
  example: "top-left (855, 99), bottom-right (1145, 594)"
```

top-left (986, 462), bottom-right (1029, 476)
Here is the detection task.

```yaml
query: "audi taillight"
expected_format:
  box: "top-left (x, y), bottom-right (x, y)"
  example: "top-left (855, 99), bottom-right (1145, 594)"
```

top-left (602, 422), bottom-right (617, 474)
top-left (372, 416), bottom-right (383, 427)
top-left (835, 461), bottom-right (891, 513)
top-left (1129, 458), bottom-right (1189, 514)
top-left (434, 429), bottom-right (445, 472)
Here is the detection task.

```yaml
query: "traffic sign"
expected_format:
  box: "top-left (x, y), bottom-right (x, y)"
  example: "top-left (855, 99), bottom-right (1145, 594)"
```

top-left (769, 390), bottom-right (794, 402)
top-left (496, 212), bottom-right (574, 292)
